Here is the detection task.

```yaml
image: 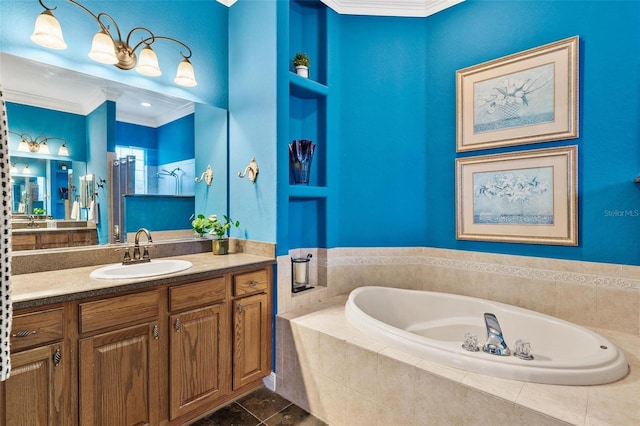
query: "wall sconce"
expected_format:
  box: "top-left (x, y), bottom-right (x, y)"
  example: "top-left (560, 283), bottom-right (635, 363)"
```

top-left (291, 253), bottom-right (313, 293)
top-left (237, 157), bottom-right (259, 183)
top-left (195, 165), bottom-right (214, 186)
top-left (10, 131), bottom-right (69, 156)
top-left (31, 0), bottom-right (197, 87)
top-left (10, 162), bottom-right (31, 174)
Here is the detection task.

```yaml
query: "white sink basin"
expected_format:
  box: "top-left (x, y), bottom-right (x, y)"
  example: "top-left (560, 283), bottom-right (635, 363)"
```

top-left (90, 259), bottom-right (193, 280)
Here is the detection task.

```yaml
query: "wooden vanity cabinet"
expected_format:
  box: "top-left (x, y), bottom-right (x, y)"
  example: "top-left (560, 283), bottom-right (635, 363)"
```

top-left (6, 263), bottom-right (273, 426)
top-left (78, 290), bottom-right (161, 426)
top-left (168, 276), bottom-right (230, 422)
top-left (232, 269), bottom-right (272, 390)
top-left (0, 307), bottom-right (66, 426)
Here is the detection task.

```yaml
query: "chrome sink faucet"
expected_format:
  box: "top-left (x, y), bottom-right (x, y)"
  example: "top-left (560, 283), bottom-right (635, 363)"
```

top-left (482, 313), bottom-right (511, 356)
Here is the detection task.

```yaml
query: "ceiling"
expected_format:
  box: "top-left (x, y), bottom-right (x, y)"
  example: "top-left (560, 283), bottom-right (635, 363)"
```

top-left (320, 0), bottom-right (464, 17)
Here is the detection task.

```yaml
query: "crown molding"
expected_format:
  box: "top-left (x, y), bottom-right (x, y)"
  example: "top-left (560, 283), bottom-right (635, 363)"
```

top-left (116, 101), bottom-right (195, 128)
top-left (320, 0), bottom-right (464, 17)
top-left (3, 86), bottom-right (112, 118)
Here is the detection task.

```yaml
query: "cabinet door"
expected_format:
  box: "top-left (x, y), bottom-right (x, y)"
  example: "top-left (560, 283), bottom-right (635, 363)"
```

top-left (232, 293), bottom-right (270, 390)
top-left (0, 343), bottom-right (64, 425)
top-left (79, 322), bottom-right (159, 426)
top-left (169, 303), bottom-right (229, 421)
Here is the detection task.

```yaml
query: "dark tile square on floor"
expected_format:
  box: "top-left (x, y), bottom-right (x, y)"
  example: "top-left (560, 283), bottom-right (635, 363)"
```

top-left (189, 387), bottom-right (327, 426)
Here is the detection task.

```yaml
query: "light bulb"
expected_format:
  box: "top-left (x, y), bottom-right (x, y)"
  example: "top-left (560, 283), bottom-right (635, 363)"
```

top-left (39, 141), bottom-right (50, 154)
top-left (136, 46), bottom-right (161, 76)
top-left (30, 10), bottom-right (67, 50)
top-left (88, 30), bottom-right (118, 64)
top-left (58, 143), bottom-right (70, 156)
top-left (174, 58), bottom-right (197, 87)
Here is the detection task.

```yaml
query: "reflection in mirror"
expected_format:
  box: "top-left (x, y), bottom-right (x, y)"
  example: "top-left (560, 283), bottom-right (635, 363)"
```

top-left (2, 53), bottom-right (226, 249)
top-left (10, 155), bottom-right (86, 220)
top-left (79, 174), bottom-right (94, 209)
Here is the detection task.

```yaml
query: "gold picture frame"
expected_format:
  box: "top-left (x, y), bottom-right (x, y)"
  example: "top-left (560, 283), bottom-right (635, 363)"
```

top-left (456, 36), bottom-right (579, 152)
top-left (456, 146), bottom-right (577, 245)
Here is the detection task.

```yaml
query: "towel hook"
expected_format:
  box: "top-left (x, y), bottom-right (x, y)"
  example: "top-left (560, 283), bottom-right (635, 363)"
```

top-left (195, 165), bottom-right (214, 186)
top-left (238, 157), bottom-right (259, 183)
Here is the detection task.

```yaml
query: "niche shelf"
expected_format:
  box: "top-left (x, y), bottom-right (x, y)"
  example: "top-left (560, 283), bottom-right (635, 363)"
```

top-left (279, 0), bottom-right (333, 255)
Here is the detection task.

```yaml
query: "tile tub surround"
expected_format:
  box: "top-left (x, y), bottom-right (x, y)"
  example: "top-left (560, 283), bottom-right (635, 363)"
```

top-left (276, 297), bottom-right (640, 426)
top-left (277, 247), bottom-right (640, 336)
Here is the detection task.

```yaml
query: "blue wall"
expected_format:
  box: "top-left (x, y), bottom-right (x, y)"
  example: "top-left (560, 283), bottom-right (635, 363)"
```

top-left (228, 0), bottom-right (279, 243)
top-left (333, 0), bottom-right (640, 266)
top-left (124, 195), bottom-right (195, 233)
top-left (6, 103), bottom-right (87, 162)
top-left (116, 114), bottom-right (195, 166)
top-left (86, 101), bottom-right (114, 244)
top-left (158, 114), bottom-right (195, 164)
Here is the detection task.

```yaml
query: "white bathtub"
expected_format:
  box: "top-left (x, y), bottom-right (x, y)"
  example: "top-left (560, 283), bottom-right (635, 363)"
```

top-left (345, 286), bottom-right (629, 385)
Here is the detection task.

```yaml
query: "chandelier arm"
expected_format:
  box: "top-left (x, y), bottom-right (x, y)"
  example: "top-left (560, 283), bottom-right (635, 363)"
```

top-left (147, 36), bottom-right (194, 60)
top-left (67, 0), bottom-right (123, 42)
top-left (38, 0), bottom-right (57, 12)
top-left (126, 28), bottom-right (157, 53)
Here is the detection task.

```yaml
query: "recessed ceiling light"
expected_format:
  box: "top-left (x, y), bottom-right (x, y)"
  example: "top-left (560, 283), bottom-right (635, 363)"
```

top-left (141, 102), bottom-right (151, 107)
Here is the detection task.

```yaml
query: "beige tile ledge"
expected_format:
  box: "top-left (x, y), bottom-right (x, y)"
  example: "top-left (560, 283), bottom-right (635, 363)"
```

top-left (11, 251), bottom-right (275, 310)
top-left (279, 296), bottom-right (640, 426)
top-left (324, 249), bottom-right (640, 290)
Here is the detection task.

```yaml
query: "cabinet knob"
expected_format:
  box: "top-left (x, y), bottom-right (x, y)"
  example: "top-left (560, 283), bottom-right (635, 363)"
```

top-left (174, 319), bottom-right (181, 332)
top-left (53, 348), bottom-right (62, 367)
top-left (250, 281), bottom-right (258, 287)
top-left (12, 330), bottom-right (37, 338)
top-left (153, 325), bottom-right (159, 340)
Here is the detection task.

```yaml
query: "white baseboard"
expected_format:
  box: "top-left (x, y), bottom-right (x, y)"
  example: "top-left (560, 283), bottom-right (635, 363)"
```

top-left (262, 372), bottom-right (276, 391)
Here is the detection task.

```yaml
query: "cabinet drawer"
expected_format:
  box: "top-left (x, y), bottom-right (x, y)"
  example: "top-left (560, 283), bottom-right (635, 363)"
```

top-left (233, 269), bottom-right (268, 297)
top-left (170, 276), bottom-right (226, 312)
top-left (12, 234), bottom-right (37, 251)
top-left (11, 308), bottom-right (64, 352)
top-left (72, 229), bottom-right (97, 246)
top-left (40, 233), bottom-right (71, 249)
top-left (79, 290), bottom-right (160, 334)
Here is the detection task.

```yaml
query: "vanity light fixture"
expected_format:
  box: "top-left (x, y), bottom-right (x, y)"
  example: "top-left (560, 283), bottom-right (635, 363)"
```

top-left (10, 163), bottom-right (31, 174)
top-left (31, 0), bottom-right (197, 87)
top-left (10, 131), bottom-right (69, 156)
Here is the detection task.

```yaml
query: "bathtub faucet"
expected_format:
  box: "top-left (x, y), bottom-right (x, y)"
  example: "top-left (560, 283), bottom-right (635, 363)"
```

top-left (482, 313), bottom-right (511, 356)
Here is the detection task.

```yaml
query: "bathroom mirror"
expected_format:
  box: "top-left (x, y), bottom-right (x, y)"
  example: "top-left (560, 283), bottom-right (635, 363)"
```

top-left (2, 53), bottom-right (226, 249)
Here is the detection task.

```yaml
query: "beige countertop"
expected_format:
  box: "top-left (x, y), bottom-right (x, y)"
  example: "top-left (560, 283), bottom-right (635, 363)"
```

top-left (11, 252), bottom-right (275, 310)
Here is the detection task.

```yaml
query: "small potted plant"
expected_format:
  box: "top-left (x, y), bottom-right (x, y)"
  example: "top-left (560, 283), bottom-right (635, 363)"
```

top-left (208, 214), bottom-right (240, 255)
top-left (293, 52), bottom-right (310, 78)
top-left (191, 214), bottom-right (213, 237)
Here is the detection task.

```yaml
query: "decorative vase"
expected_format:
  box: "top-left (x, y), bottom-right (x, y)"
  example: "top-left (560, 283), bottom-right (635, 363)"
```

top-left (295, 65), bottom-right (308, 78)
top-left (288, 139), bottom-right (316, 185)
top-left (212, 238), bottom-right (229, 255)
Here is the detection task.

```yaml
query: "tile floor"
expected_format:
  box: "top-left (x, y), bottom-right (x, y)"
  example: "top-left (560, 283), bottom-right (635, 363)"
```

top-left (189, 387), bottom-right (328, 426)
